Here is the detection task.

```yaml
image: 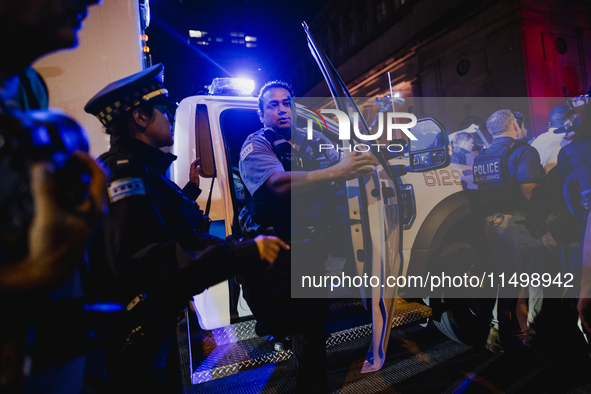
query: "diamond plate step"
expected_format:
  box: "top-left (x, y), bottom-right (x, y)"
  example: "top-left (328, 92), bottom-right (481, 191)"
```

top-left (186, 299), bottom-right (431, 385)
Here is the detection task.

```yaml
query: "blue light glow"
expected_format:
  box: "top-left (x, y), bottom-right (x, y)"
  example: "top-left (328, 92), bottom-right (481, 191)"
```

top-left (153, 16), bottom-right (233, 77)
top-left (83, 302), bottom-right (125, 313)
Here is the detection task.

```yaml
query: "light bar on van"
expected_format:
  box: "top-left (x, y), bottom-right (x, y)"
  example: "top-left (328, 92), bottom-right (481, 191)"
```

top-left (209, 78), bottom-right (255, 96)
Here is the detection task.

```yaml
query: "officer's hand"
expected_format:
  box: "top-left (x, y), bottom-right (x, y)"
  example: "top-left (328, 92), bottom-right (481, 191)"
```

top-left (541, 231), bottom-right (558, 254)
top-left (254, 235), bottom-right (290, 265)
top-left (189, 158), bottom-right (201, 187)
top-left (333, 152), bottom-right (378, 181)
top-left (24, 153), bottom-right (107, 289)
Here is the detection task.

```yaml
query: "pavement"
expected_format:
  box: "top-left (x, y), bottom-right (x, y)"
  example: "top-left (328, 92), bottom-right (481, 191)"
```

top-left (185, 321), bottom-right (591, 394)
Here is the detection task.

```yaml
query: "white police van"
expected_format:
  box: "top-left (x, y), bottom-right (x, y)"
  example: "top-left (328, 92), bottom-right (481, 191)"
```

top-left (169, 25), bottom-right (490, 385)
top-left (31, 1), bottom-right (489, 383)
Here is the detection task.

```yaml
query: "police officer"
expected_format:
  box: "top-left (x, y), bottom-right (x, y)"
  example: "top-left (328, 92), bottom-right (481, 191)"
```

top-left (238, 80), bottom-right (376, 393)
top-left (555, 100), bottom-right (591, 336)
top-left (473, 109), bottom-right (549, 351)
top-left (84, 65), bottom-right (288, 393)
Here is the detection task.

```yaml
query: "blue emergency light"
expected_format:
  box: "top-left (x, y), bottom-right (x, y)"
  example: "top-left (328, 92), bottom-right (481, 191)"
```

top-left (209, 78), bottom-right (255, 96)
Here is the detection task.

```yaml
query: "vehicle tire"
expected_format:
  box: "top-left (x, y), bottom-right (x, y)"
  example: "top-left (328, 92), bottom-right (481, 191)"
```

top-left (430, 296), bottom-right (493, 346)
top-left (428, 239), bottom-right (494, 347)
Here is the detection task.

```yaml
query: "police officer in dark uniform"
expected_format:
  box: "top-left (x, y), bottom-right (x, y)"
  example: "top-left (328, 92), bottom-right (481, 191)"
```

top-left (84, 65), bottom-right (288, 393)
top-left (238, 81), bottom-right (376, 392)
top-left (473, 109), bottom-right (550, 351)
top-left (555, 97), bottom-right (591, 336)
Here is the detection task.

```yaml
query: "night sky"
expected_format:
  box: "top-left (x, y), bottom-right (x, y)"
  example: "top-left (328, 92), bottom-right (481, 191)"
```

top-left (146, 0), bottom-right (328, 102)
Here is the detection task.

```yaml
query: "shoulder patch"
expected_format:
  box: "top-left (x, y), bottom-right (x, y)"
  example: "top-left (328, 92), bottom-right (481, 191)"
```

top-left (108, 177), bottom-right (146, 203)
top-left (240, 142), bottom-right (254, 162)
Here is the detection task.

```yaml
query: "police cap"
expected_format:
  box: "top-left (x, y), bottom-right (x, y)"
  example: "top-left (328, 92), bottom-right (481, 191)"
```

top-left (84, 63), bottom-right (171, 127)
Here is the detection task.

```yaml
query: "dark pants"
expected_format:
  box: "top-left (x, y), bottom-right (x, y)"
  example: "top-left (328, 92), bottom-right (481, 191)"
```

top-left (241, 247), bottom-right (329, 393)
top-left (292, 298), bottom-right (329, 393)
top-left (101, 325), bottom-right (182, 394)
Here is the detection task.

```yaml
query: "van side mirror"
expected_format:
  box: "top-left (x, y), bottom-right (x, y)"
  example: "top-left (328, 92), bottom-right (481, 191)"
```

top-left (408, 118), bottom-right (450, 172)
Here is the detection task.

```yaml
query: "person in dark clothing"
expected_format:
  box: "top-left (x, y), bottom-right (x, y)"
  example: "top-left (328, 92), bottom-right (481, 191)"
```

top-left (555, 99), bottom-right (591, 337)
top-left (473, 109), bottom-right (555, 352)
top-left (238, 80), bottom-right (376, 393)
top-left (84, 64), bottom-right (287, 393)
top-left (0, 1), bottom-right (108, 392)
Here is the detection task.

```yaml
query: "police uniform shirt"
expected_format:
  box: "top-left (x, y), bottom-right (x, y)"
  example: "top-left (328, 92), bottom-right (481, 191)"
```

top-left (239, 128), bottom-right (286, 215)
top-left (292, 127), bottom-right (339, 163)
top-left (97, 135), bottom-right (265, 304)
top-left (239, 128), bottom-right (336, 212)
top-left (239, 127), bottom-right (337, 238)
top-left (494, 136), bottom-right (543, 185)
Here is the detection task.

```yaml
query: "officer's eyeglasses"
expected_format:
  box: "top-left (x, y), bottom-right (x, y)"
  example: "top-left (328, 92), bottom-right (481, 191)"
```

top-left (153, 103), bottom-right (178, 123)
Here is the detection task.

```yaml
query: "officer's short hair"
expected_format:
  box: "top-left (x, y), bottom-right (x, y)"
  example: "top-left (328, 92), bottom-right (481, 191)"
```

top-left (450, 131), bottom-right (474, 150)
top-left (486, 109), bottom-right (515, 136)
top-left (105, 103), bottom-right (155, 136)
top-left (512, 111), bottom-right (524, 128)
top-left (257, 80), bottom-right (294, 116)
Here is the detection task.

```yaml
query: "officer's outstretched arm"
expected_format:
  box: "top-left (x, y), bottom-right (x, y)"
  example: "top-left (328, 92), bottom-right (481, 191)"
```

top-left (266, 152), bottom-right (377, 197)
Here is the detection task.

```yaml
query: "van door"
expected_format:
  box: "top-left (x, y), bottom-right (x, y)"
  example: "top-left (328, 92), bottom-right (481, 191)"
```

top-left (346, 152), bottom-right (404, 372)
top-left (301, 22), bottom-right (405, 372)
top-left (172, 96), bottom-right (260, 329)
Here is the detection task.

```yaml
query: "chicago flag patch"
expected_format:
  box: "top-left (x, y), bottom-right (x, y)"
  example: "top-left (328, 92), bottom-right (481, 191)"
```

top-left (240, 142), bottom-right (254, 162)
top-left (108, 177), bottom-right (145, 202)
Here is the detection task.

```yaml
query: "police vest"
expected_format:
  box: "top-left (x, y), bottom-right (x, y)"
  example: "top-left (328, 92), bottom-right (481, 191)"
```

top-left (472, 139), bottom-right (530, 214)
top-left (262, 128), bottom-right (332, 172)
top-left (245, 128), bottom-right (333, 240)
